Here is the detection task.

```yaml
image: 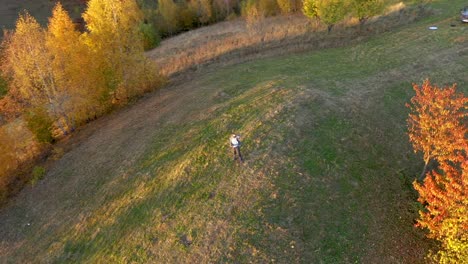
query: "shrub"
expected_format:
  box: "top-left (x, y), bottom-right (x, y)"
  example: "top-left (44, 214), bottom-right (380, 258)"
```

top-left (140, 22), bottom-right (161, 50)
top-left (277, 0), bottom-right (302, 14)
top-left (350, 0), bottom-right (384, 25)
top-left (178, 3), bottom-right (197, 31)
top-left (242, 0), bottom-right (279, 23)
top-left (213, 0), bottom-right (237, 20)
top-left (241, 0), bottom-right (261, 23)
top-left (30, 166), bottom-right (46, 186)
top-left (25, 107), bottom-right (54, 143)
top-left (157, 0), bottom-right (181, 36)
top-left (429, 202), bottom-right (468, 263)
top-left (302, 0), bottom-right (318, 18)
top-left (316, 0), bottom-right (350, 32)
top-left (188, 0), bottom-right (214, 25)
top-left (0, 76), bottom-right (7, 98)
top-left (0, 133), bottom-right (15, 202)
top-left (0, 118), bottom-right (42, 202)
top-left (258, 0), bottom-right (280, 17)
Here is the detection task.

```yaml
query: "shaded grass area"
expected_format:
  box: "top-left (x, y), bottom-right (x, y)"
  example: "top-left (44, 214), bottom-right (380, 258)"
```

top-left (0, 0), bottom-right (467, 262)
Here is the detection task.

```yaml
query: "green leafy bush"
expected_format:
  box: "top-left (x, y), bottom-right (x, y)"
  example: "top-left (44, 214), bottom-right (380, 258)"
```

top-left (31, 166), bottom-right (46, 186)
top-left (316, 0), bottom-right (350, 32)
top-left (0, 76), bottom-right (7, 98)
top-left (242, 0), bottom-right (280, 23)
top-left (351, 0), bottom-right (384, 24)
top-left (140, 22), bottom-right (161, 50)
top-left (178, 4), bottom-right (197, 31)
top-left (258, 0), bottom-right (280, 17)
top-left (25, 107), bottom-right (54, 143)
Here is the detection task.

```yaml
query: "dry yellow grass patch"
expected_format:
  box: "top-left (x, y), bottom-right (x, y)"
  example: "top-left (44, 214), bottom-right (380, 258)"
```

top-left (147, 2), bottom-right (423, 77)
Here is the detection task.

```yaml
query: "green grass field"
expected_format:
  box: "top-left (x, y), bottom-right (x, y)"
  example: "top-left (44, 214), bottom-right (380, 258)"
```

top-left (0, 0), bottom-right (467, 262)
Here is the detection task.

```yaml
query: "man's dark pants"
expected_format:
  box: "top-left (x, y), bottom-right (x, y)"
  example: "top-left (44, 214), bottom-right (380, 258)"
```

top-left (233, 146), bottom-right (243, 162)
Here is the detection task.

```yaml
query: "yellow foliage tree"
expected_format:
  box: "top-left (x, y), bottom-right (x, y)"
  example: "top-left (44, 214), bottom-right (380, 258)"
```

top-left (213, 0), bottom-right (237, 20)
top-left (1, 12), bottom-right (73, 136)
top-left (189, 0), bottom-right (214, 25)
top-left (242, 0), bottom-right (262, 23)
top-left (277, 0), bottom-right (302, 14)
top-left (350, 0), bottom-right (384, 25)
top-left (157, 0), bottom-right (181, 36)
top-left (414, 161), bottom-right (468, 240)
top-left (302, 0), bottom-right (318, 18)
top-left (430, 198), bottom-right (468, 263)
top-left (46, 3), bottom-right (104, 126)
top-left (241, 0), bottom-right (280, 23)
top-left (83, 0), bottom-right (156, 104)
top-left (316, 0), bottom-right (350, 32)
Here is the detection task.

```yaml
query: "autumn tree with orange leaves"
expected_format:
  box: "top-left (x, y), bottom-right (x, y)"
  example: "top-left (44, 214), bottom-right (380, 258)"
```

top-left (407, 79), bottom-right (468, 263)
top-left (407, 80), bottom-right (467, 178)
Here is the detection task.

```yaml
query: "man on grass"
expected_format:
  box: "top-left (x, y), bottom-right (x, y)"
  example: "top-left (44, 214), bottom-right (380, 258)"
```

top-left (230, 134), bottom-right (243, 163)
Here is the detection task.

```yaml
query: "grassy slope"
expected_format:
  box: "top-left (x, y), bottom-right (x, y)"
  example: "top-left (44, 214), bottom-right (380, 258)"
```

top-left (0, 0), bottom-right (467, 262)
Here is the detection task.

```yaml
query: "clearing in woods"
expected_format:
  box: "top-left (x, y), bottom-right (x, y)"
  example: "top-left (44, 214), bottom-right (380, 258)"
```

top-left (0, 0), bottom-right (467, 262)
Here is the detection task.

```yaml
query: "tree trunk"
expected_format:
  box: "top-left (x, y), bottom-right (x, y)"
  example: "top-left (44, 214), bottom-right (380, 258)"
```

top-left (419, 157), bottom-right (431, 180)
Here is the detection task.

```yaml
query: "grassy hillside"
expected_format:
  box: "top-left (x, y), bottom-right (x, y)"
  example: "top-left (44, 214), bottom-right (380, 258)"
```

top-left (0, 0), bottom-right (466, 262)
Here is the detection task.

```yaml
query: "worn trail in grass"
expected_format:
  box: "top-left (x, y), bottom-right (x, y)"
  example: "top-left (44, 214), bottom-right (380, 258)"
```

top-left (0, 1), bottom-right (467, 262)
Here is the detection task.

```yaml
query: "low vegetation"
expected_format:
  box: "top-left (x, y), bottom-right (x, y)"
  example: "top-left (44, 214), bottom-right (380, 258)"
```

top-left (0, 77), bottom-right (7, 98)
top-left (149, 2), bottom-right (432, 77)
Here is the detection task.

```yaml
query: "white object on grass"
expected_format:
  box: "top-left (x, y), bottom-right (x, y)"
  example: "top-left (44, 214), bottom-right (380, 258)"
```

top-left (428, 26), bottom-right (438, 30)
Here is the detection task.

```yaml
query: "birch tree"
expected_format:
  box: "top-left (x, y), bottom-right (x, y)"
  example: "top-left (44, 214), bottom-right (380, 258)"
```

top-left (83, 0), bottom-right (146, 104)
top-left (1, 12), bottom-right (73, 135)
